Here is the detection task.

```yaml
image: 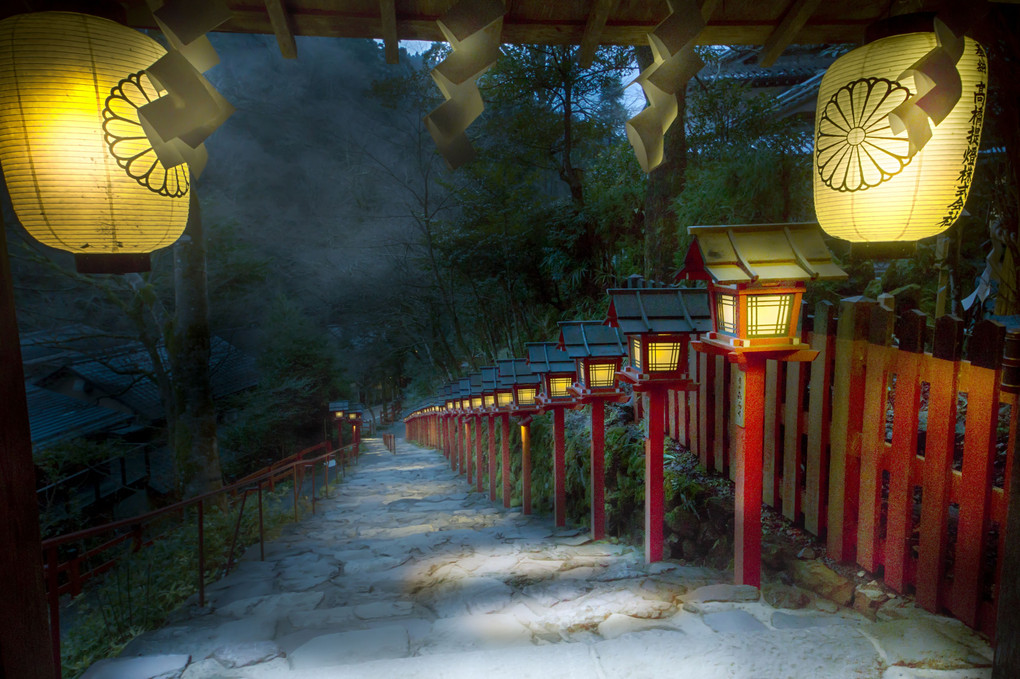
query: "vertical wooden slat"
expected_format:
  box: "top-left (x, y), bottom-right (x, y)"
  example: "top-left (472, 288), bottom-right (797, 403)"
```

top-left (949, 321), bottom-right (1005, 627)
top-left (668, 389), bottom-right (678, 440)
top-left (715, 356), bottom-right (727, 474)
top-left (677, 386), bottom-right (688, 448)
top-left (763, 359), bottom-right (780, 508)
top-left (783, 356), bottom-right (805, 522)
top-left (698, 351), bottom-right (713, 468)
top-left (728, 361), bottom-right (738, 480)
top-left (916, 315), bottom-right (965, 612)
top-left (805, 301), bottom-right (836, 535)
top-left (885, 310), bottom-right (926, 592)
top-left (857, 305), bottom-right (895, 572)
top-left (827, 297), bottom-right (875, 562)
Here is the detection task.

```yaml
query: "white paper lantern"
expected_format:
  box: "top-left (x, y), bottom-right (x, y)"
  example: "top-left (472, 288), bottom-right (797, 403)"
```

top-left (813, 32), bottom-right (988, 243)
top-left (0, 12), bottom-right (191, 272)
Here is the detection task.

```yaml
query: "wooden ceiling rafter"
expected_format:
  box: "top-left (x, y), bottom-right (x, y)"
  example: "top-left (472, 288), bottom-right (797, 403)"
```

top-left (578, 0), bottom-right (618, 68)
top-left (758, 0), bottom-right (824, 67)
top-left (379, 0), bottom-right (399, 63)
top-left (264, 0), bottom-right (298, 58)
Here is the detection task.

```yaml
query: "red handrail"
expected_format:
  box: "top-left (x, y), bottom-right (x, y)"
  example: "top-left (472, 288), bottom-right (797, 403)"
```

top-left (41, 440), bottom-right (356, 678)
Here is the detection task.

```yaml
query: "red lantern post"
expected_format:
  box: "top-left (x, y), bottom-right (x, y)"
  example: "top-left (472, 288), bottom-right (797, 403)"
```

top-left (558, 321), bottom-right (629, 541)
top-left (681, 223), bottom-right (846, 586)
top-left (529, 342), bottom-right (578, 528)
top-left (606, 283), bottom-right (712, 563)
top-left (498, 358), bottom-right (541, 513)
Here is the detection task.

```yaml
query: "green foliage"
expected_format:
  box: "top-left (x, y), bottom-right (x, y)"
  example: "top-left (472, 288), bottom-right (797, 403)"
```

top-left (221, 295), bottom-right (345, 471)
top-left (59, 483), bottom-right (298, 678)
top-left (34, 439), bottom-right (131, 485)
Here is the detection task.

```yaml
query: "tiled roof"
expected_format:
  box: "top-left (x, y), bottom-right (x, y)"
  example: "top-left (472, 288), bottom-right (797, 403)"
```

top-left (557, 321), bottom-right (626, 359)
top-left (480, 366), bottom-right (498, 392)
top-left (496, 358), bottom-right (540, 388)
top-left (682, 223), bottom-right (847, 284)
top-left (525, 342), bottom-right (574, 375)
top-left (469, 373), bottom-right (484, 395)
top-left (26, 383), bottom-right (133, 451)
top-left (605, 288), bottom-right (713, 336)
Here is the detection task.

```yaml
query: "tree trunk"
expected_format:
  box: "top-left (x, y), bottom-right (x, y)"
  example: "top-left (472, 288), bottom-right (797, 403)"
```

top-left (635, 45), bottom-right (689, 284)
top-left (172, 190), bottom-right (222, 497)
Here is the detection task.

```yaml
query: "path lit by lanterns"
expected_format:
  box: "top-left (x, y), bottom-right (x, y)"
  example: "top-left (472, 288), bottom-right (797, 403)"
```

top-left (89, 434), bottom-right (994, 679)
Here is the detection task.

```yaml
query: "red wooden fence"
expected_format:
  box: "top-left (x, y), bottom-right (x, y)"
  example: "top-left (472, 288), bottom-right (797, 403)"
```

top-left (672, 298), bottom-right (1014, 637)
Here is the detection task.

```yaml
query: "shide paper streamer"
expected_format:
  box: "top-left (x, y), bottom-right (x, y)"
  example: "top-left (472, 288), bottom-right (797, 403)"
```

top-left (140, 0), bottom-right (235, 178)
top-left (626, 0), bottom-right (706, 174)
top-left (425, 0), bottom-right (505, 170)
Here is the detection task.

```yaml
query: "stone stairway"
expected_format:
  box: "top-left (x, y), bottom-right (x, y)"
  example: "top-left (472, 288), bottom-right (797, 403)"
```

top-left (82, 437), bottom-right (994, 679)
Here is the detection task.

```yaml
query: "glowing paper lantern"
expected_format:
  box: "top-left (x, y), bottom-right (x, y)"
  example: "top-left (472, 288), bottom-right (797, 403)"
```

top-left (813, 29), bottom-right (988, 244)
top-left (0, 12), bottom-right (189, 273)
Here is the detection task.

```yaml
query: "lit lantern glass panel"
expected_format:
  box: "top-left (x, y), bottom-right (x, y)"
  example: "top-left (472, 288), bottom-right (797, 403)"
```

top-left (471, 396), bottom-right (482, 408)
top-left (334, 411), bottom-right (343, 418)
top-left (548, 377), bottom-right (572, 398)
top-left (587, 362), bottom-right (616, 388)
top-left (747, 294), bottom-right (794, 338)
top-left (348, 413), bottom-right (358, 420)
top-left (461, 399), bottom-right (471, 409)
top-left (647, 340), bottom-right (681, 372)
top-left (484, 394), bottom-right (494, 407)
top-left (630, 336), bottom-right (642, 370)
top-left (497, 392), bottom-right (513, 407)
top-left (715, 293), bottom-right (738, 335)
top-left (517, 387), bottom-right (537, 405)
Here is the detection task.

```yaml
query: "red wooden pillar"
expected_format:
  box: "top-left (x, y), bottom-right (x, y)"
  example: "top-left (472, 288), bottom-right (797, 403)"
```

top-left (553, 406), bottom-right (566, 527)
top-left (0, 214), bottom-right (56, 679)
top-left (353, 421), bottom-right (361, 459)
top-left (451, 418), bottom-right (459, 470)
top-left (461, 420), bottom-right (468, 474)
top-left (735, 357), bottom-right (766, 586)
top-left (474, 415), bottom-right (483, 488)
top-left (591, 399), bottom-right (606, 541)
top-left (501, 412), bottom-right (511, 508)
top-left (466, 418), bottom-right (474, 485)
top-left (646, 388), bottom-right (666, 563)
top-left (521, 422), bottom-right (532, 515)
top-left (486, 414), bottom-right (494, 496)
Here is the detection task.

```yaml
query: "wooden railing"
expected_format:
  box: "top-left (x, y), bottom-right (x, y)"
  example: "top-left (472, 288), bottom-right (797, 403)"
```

top-left (41, 440), bottom-right (356, 678)
top-left (671, 299), bottom-right (1014, 636)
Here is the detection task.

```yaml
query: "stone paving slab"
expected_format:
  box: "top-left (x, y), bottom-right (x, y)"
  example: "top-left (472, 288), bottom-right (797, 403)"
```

top-left (96, 436), bottom-right (995, 679)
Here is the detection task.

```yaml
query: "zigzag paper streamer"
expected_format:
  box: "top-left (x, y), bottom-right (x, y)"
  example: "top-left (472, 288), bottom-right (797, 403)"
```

top-left (140, 0), bottom-right (235, 177)
top-left (424, 0), bottom-right (504, 170)
top-left (626, 0), bottom-right (705, 173)
top-left (888, 18), bottom-right (965, 157)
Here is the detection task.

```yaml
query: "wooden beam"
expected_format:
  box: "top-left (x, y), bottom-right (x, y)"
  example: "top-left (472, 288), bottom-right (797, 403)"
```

top-left (265, 0), bottom-right (297, 59)
top-left (759, 0), bottom-right (823, 67)
top-left (379, 0), bottom-right (399, 64)
top-left (578, 0), bottom-right (618, 68)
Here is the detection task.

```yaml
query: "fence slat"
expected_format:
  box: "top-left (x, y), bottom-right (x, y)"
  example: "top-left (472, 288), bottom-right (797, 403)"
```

top-left (805, 301), bottom-right (836, 535)
top-left (714, 356), bottom-right (727, 474)
top-left (916, 315), bottom-right (965, 612)
top-left (885, 310), bottom-right (926, 592)
top-left (948, 321), bottom-right (1005, 627)
top-left (827, 298), bottom-right (875, 561)
top-left (763, 359), bottom-right (780, 508)
top-left (783, 355), bottom-right (806, 522)
top-left (857, 305), bottom-right (895, 572)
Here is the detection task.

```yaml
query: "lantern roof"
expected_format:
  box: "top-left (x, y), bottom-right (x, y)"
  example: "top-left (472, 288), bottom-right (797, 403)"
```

top-left (496, 358), bottom-right (541, 388)
top-left (481, 366), bottom-right (498, 392)
top-left (557, 321), bottom-right (627, 359)
top-left (438, 383), bottom-right (452, 399)
top-left (328, 400), bottom-right (349, 412)
top-left (679, 222), bottom-right (847, 285)
top-left (469, 372), bottom-right (484, 395)
top-left (456, 377), bottom-right (472, 397)
top-left (525, 342), bottom-right (575, 375)
top-left (605, 288), bottom-right (713, 336)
